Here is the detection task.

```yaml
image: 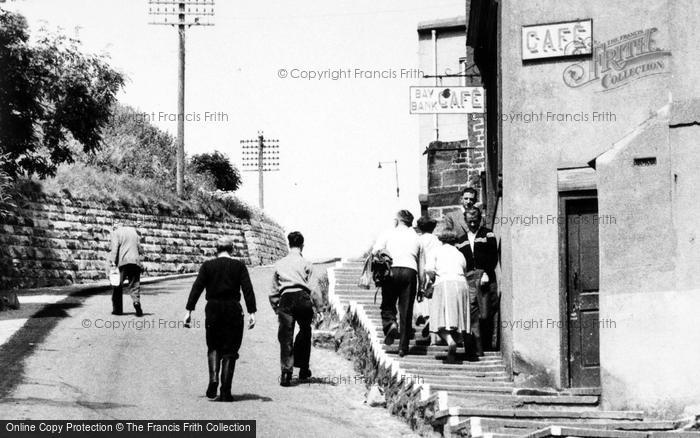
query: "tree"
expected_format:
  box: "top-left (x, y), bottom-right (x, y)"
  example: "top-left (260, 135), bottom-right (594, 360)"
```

top-left (0, 162), bottom-right (15, 218)
top-left (189, 151), bottom-right (242, 192)
top-left (80, 104), bottom-right (176, 186)
top-left (0, 9), bottom-right (124, 178)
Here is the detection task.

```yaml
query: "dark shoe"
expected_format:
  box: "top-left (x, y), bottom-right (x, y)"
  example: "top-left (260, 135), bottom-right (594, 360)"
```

top-left (384, 323), bottom-right (399, 346)
top-left (206, 350), bottom-right (220, 399)
top-left (421, 323), bottom-right (431, 338)
top-left (217, 357), bottom-right (235, 402)
top-left (280, 371), bottom-right (292, 387)
top-left (111, 311), bottom-right (123, 315)
top-left (206, 382), bottom-right (218, 399)
top-left (133, 303), bottom-right (143, 317)
top-left (444, 343), bottom-right (458, 364)
top-left (398, 349), bottom-right (406, 357)
top-left (466, 354), bottom-right (480, 362)
top-left (299, 368), bottom-right (312, 381)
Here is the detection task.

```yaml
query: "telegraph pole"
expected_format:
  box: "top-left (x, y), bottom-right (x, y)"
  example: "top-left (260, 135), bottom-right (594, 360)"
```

top-left (177, 10), bottom-right (186, 197)
top-left (241, 133), bottom-right (280, 210)
top-left (148, 1), bottom-right (215, 197)
top-left (258, 131), bottom-right (264, 209)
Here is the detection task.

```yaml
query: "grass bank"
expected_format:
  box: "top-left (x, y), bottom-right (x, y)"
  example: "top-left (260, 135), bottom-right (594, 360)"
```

top-left (11, 164), bottom-right (275, 223)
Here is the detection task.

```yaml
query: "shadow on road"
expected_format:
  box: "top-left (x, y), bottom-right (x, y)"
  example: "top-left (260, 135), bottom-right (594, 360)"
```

top-left (0, 281), bottom-right (182, 400)
top-left (0, 396), bottom-right (135, 411)
top-left (0, 298), bottom-right (91, 399)
top-left (233, 393), bottom-right (273, 402)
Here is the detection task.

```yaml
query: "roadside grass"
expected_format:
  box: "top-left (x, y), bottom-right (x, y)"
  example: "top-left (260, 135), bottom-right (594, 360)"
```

top-left (13, 164), bottom-right (272, 222)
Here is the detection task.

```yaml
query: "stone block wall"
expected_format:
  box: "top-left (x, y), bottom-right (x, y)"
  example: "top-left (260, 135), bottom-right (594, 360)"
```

top-left (424, 113), bottom-right (486, 219)
top-left (424, 114), bottom-right (486, 219)
top-left (0, 195), bottom-right (288, 290)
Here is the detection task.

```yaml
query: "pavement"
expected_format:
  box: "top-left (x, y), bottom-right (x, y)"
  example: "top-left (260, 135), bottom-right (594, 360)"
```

top-left (0, 266), bottom-right (418, 438)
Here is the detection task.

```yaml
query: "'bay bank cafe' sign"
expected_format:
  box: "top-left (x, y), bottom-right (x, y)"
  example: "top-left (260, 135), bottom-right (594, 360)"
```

top-left (521, 18), bottom-right (671, 91)
top-left (409, 86), bottom-right (484, 114)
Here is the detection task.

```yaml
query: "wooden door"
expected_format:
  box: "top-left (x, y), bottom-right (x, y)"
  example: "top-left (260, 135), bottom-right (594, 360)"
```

top-left (566, 198), bottom-right (601, 387)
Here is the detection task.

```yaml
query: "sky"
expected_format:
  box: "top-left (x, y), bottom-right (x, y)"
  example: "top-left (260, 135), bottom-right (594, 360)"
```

top-left (8, 0), bottom-right (466, 260)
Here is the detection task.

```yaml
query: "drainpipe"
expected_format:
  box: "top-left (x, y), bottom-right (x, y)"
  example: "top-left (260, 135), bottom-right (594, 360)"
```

top-left (432, 29), bottom-right (439, 141)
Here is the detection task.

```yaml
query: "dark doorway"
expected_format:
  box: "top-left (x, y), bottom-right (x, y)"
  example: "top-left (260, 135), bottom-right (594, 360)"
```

top-left (563, 197), bottom-right (601, 388)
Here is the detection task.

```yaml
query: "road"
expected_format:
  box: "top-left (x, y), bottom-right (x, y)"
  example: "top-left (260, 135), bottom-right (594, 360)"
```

top-left (0, 267), bottom-right (417, 438)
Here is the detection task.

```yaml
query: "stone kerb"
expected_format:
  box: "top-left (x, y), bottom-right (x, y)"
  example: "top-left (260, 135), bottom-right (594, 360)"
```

top-left (327, 261), bottom-right (441, 433)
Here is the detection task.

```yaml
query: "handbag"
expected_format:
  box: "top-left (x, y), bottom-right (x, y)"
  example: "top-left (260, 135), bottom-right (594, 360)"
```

top-left (357, 254), bottom-right (373, 289)
top-left (371, 250), bottom-right (393, 304)
top-left (108, 267), bottom-right (121, 287)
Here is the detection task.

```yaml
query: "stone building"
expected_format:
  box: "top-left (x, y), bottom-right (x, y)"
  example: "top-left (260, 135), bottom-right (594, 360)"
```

top-left (469, 0), bottom-right (700, 414)
top-left (416, 16), bottom-right (486, 219)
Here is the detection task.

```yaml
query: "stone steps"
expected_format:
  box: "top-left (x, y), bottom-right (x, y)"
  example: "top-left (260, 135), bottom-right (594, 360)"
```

top-left (447, 392), bottom-right (600, 406)
top-left (392, 358), bottom-right (507, 372)
top-left (418, 374), bottom-right (513, 384)
top-left (453, 416), bottom-right (680, 438)
top-left (383, 345), bottom-right (504, 359)
top-left (437, 407), bottom-right (645, 422)
top-left (328, 260), bottom-right (671, 436)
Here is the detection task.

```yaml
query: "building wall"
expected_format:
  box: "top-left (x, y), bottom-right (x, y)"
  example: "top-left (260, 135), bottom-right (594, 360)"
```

top-left (0, 194), bottom-right (288, 290)
top-left (596, 109), bottom-right (700, 412)
top-left (417, 19), bottom-right (486, 217)
top-left (498, 0), bottom-right (699, 412)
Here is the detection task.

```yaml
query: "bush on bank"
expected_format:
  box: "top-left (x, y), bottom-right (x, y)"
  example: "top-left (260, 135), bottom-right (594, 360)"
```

top-left (10, 164), bottom-right (272, 223)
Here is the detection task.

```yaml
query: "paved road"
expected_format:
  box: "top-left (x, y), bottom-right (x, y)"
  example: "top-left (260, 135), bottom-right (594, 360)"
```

top-left (0, 267), bottom-right (417, 438)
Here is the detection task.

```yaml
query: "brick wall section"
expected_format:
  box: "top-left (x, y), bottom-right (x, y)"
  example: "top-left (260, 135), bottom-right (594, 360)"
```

top-left (0, 195), bottom-right (288, 290)
top-left (425, 113), bottom-right (486, 218)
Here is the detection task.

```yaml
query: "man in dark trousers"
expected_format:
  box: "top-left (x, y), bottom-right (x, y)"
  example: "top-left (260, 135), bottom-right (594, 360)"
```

top-left (269, 231), bottom-right (318, 387)
top-left (456, 207), bottom-right (499, 355)
top-left (109, 219), bottom-right (143, 316)
top-left (372, 210), bottom-right (423, 357)
top-left (184, 237), bottom-right (257, 402)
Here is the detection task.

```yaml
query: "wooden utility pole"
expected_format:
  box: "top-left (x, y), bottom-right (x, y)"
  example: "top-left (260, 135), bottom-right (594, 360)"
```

top-left (176, 11), bottom-right (186, 196)
top-left (148, 1), bottom-right (214, 197)
top-left (258, 132), bottom-right (264, 209)
top-left (241, 133), bottom-right (280, 210)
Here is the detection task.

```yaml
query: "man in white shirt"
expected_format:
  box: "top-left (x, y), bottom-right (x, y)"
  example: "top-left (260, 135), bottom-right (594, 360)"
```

top-left (372, 210), bottom-right (423, 357)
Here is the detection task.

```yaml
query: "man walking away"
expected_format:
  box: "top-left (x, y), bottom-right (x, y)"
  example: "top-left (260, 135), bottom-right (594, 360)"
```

top-left (372, 210), bottom-right (423, 357)
top-left (184, 238), bottom-right (257, 402)
top-left (110, 219), bottom-right (143, 316)
top-left (269, 231), bottom-right (318, 387)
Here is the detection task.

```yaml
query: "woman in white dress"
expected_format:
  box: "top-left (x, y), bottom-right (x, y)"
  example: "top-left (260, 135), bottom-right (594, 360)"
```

top-left (425, 229), bottom-right (470, 363)
top-left (416, 216), bottom-right (440, 325)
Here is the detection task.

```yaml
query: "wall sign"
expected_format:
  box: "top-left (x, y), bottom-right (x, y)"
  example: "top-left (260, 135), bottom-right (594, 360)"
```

top-left (409, 86), bottom-right (484, 114)
top-left (522, 19), bottom-right (593, 61)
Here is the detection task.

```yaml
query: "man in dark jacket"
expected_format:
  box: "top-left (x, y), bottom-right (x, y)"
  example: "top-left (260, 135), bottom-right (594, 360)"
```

top-left (443, 187), bottom-right (479, 242)
top-left (456, 207), bottom-right (499, 355)
top-left (184, 238), bottom-right (257, 402)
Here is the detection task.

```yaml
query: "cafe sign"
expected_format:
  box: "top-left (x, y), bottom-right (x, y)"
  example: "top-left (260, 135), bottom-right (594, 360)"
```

top-left (409, 86), bottom-right (484, 114)
top-left (522, 19), bottom-right (593, 61)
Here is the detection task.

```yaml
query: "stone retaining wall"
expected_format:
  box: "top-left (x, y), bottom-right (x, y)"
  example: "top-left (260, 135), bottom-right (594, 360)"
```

top-left (0, 194), bottom-right (288, 290)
